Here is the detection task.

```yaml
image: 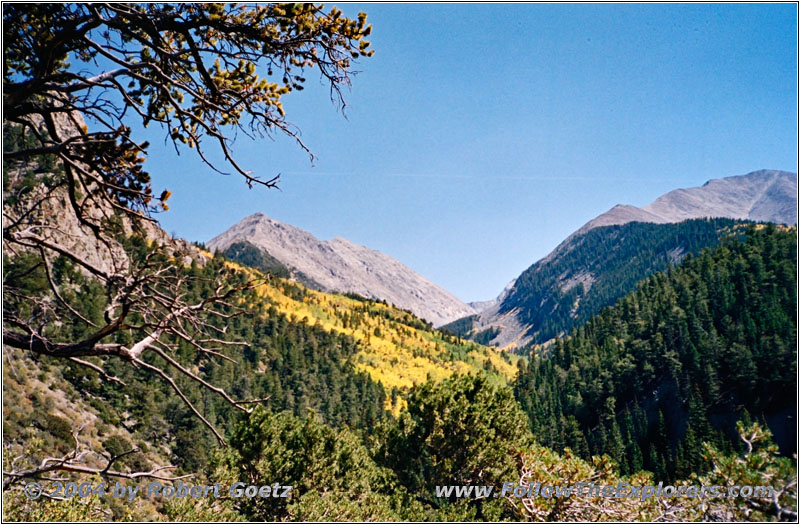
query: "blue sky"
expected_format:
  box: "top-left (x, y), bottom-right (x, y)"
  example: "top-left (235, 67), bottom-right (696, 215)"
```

top-left (144, 3), bottom-right (797, 302)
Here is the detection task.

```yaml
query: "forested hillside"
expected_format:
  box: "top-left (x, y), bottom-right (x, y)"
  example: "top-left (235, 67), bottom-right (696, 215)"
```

top-left (3, 4), bottom-right (796, 522)
top-left (502, 218), bottom-right (745, 343)
top-left (4, 231), bottom-right (518, 456)
top-left (447, 218), bottom-right (747, 348)
top-left (514, 225), bottom-right (797, 481)
top-left (4, 184), bottom-right (796, 522)
top-left (221, 241), bottom-right (292, 279)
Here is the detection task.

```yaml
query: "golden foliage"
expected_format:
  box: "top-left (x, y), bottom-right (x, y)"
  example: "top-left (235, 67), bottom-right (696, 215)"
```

top-left (217, 256), bottom-right (521, 413)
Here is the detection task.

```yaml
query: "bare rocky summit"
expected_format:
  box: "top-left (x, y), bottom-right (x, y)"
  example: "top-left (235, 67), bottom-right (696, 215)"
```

top-left (574, 169), bottom-right (796, 237)
top-left (208, 213), bottom-right (476, 326)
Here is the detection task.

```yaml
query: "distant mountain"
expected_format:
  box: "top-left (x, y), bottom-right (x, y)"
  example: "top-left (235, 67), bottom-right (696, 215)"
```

top-left (449, 170), bottom-right (797, 348)
top-left (572, 169), bottom-right (796, 238)
top-left (467, 279), bottom-right (515, 313)
top-left (207, 213), bottom-right (476, 326)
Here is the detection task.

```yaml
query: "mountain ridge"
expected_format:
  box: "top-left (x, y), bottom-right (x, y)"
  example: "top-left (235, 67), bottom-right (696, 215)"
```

top-left (208, 213), bottom-right (477, 327)
top-left (457, 169), bottom-right (797, 348)
top-left (571, 169), bottom-right (796, 239)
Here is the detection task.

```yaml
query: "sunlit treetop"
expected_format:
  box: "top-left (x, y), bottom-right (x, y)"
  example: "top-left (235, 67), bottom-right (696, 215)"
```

top-left (3, 2), bottom-right (374, 215)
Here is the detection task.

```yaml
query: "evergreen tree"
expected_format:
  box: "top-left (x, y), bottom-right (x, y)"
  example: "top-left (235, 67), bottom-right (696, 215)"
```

top-left (514, 226), bottom-right (797, 479)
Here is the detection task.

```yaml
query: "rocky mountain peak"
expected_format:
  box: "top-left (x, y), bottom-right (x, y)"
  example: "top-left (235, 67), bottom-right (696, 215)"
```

top-left (208, 215), bottom-right (476, 326)
top-left (459, 169), bottom-right (797, 348)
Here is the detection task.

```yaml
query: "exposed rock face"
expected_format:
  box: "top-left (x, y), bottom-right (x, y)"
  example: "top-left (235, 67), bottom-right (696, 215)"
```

top-left (3, 112), bottom-right (207, 282)
top-left (465, 169), bottom-right (798, 349)
top-left (208, 213), bottom-right (476, 326)
top-left (464, 302), bottom-right (531, 349)
top-left (468, 299), bottom-right (498, 313)
top-left (574, 170), bottom-right (796, 238)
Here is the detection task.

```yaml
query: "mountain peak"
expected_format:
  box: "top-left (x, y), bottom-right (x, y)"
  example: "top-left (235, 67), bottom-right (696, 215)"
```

top-left (464, 169), bottom-right (797, 348)
top-left (208, 215), bottom-right (476, 326)
top-left (641, 169), bottom-right (796, 225)
top-left (578, 170), bottom-right (797, 237)
top-left (330, 236), bottom-right (358, 246)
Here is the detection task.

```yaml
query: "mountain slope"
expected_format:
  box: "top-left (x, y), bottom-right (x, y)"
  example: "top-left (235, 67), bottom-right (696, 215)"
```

top-left (445, 219), bottom-right (745, 347)
top-left (572, 169), bottom-right (796, 239)
top-left (455, 170), bottom-right (797, 348)
top-left (513, 225), bottom-right (797, 479)
top-left (208, 213), bottom-right (476, 326)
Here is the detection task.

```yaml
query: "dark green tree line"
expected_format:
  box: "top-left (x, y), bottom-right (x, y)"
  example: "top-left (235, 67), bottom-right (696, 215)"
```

top-left (515, 226), bottom-right (797, 480)
top-left (501, 218), bottom-right (745, 345)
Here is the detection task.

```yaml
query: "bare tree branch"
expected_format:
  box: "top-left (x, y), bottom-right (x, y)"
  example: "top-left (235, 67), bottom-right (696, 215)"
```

top-left (2, 427), bottom-right (192, 490)
top-left (2, 2), bottom-right (372, 490)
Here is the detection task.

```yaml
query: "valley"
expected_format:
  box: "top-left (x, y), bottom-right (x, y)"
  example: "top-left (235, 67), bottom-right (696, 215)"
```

top-left (3, 4), bottom-right (797, 522)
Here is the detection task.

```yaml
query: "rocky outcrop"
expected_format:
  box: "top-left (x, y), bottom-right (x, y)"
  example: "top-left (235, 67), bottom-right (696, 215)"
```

top-left (3, 112), bottom-right (208, 280)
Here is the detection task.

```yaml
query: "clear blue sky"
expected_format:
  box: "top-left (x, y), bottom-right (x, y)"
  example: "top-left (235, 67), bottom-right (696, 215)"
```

top-left (144, 3), bottom-right (797, 302)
